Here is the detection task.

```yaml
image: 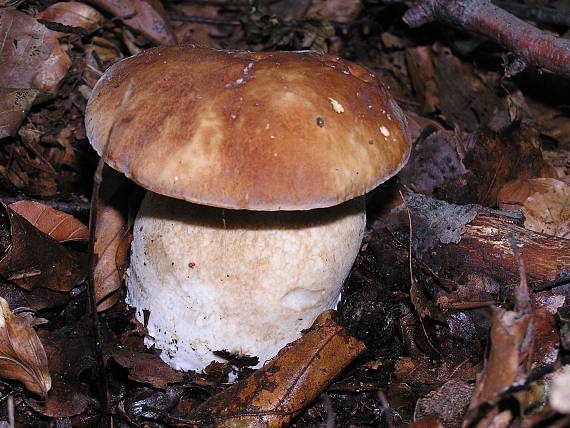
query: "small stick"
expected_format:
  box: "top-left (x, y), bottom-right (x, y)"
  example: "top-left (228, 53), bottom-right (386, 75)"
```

top-left (167, 15), bottom-right (241, 25)
top-left (403, 0), bottom-right (570, 77)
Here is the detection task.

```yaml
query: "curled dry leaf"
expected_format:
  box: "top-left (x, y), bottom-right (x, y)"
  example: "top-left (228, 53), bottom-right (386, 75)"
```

top-left (9, 200), bottom-right (88, 243)
top-left (189, 310), bottom-right (365, 427)
top-left (0, 297), bottom-right (51, 396)
top-left (36, 1), bottom-right (105, 36)
top-left (0, 203), bottom-right (86, 292)
top-left (89, 0), bottom-right (175, 46)
top-left (463, 280), bottom-right (533, 427)
top-left (94, 167), bottom-right (139, 311)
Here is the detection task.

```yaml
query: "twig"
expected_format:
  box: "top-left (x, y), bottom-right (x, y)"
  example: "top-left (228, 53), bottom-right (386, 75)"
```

top-left (87, 80), bottom-right (135, 427)
top-left (506, 234), bottom-right (530, 311)
top-left (403, 0), bottom-right (570, 77)
top-left (0, 196), bottom-right (91, 215)
top-left (494, 1), bottom-right (570, 28)
top-left (180, 0), bottom-right (250, 7)
top-left (167, 15), bottom-right (241, 25)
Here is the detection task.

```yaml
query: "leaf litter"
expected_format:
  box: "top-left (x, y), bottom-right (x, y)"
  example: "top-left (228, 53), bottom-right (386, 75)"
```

top-left (0, 0), bottom-right (569, 427)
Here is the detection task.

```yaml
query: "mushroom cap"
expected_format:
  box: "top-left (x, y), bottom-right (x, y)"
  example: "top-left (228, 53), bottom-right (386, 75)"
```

top-left (85, 46), bottom-right (411, 210)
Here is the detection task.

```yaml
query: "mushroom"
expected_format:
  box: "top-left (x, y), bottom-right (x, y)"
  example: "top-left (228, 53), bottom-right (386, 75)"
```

top-left (85, 46), bottom-right (411, 371)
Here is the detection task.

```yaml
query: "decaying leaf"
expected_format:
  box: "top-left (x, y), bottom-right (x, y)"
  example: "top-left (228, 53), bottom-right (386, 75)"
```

top-left (523, 180), bottom-right (570, 238)
top-left (0, 203), bottom-right (86, 292)
top-left (0, 9), bottom-right (71, 97)
top-left (0, 297), bottom-right (51, 396)
top-left (26, 330), bottom-right (96, 417)
top-left (104, 343), bottom-right (185, 389)
top-left (499, 178), bottom-right (570, 238)
top-left (36, 1), bottom-right (105, 35)
top-left (0, 88), bottom-right (39, 139)
top-left (9, 200), bottom-right (88, 243)
top-left (463, 270), bottom-right (534, 427)
top-left (413, 380), bottom-right (474, 428)
top-left (189, 310), bottom-right (365, 427)
top-left (89, 0), bottom-right (175, 46)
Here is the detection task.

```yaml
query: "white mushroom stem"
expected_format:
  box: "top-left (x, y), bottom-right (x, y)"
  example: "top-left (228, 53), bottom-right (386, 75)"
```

top-left (127, 192), bottom-right (366, 371)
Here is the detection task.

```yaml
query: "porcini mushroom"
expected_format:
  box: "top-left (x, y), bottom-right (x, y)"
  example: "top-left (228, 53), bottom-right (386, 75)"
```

top-left (85, 46), bottom-right (411, 371)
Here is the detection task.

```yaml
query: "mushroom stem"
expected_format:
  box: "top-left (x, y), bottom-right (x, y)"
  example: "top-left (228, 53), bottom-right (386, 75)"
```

top-left (127, 191), bottom-right (366, 371)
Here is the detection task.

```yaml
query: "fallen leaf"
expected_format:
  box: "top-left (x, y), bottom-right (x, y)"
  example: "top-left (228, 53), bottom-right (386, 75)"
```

top-left (523, 179), bottom-right (570, 238)
top-left (26, 330), bottom-right (95, 417)
top-left (89, 0), bottom-right (175, 46)
top-left (463, 277), bottom-right (533, 427)
top-left (413, 380), bottom-right (474, 428)
top-left (0, 9), bottom-right (71, 97)
top-left (94, 167), bottom-right (140, 311)
top-left (188, 310), bottom-right (365, 427)
top-left (36, 1), bottom-right (105, 36)
top-left (9, 200), bottom-right (88, 242)
top-left (0, 297), bottom-right (51, 396)
top-left (104, 343), bottom-right (185, 389)
top-left (306, 0), bottom-right (362, 23)
top-left (0, 203), bottom-right (86, 292)
top-left (0, 88), bottom-right (39, 139)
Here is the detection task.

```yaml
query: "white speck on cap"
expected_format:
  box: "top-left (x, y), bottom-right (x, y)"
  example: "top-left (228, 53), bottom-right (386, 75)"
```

top-left (379, 126), bottom-right (390, 137)
top-left (328, 97), bottom-right (344, 113)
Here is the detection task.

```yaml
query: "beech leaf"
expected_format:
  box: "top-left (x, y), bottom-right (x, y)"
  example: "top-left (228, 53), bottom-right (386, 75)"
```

top-left (0, 297), bottom-right (51, 396)
top-left (189, 310), bottom-right (365, 427)
top-left (0, 203), bottom-right (86, 292)
top-left (89, 0), bottom-right (175, 46)
top-left (9, 200), bottom-right (88, 243)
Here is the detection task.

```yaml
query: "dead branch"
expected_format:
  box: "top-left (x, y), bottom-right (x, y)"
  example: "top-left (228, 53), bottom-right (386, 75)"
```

top-left (403, 0), bottom-right (570, 77)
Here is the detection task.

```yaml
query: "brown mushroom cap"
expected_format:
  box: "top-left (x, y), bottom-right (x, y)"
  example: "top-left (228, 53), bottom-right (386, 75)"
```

top-left (85, 46), bottom-right (411, 210)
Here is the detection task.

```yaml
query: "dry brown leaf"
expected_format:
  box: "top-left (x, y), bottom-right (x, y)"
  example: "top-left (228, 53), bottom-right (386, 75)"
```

top-left (103, 343), bottom-right (185, 389)
top-left (306, 0), bottom-right (363, 23)
top-left (523, 179), bottom-right (570, 238)
top-left (89, 0), bottom-right (175, 46)
top-left (94, 167), bottom-right (138, 311)
top-left (36, 1), bottom-right (105, 35)
top-left (189, 310), bottom-right (365, 427)
top-left (0, 9), bottom-right (71, 97)
top-left (26, 330), bottom-right (96, 417)
top-left (9, 200), bottom-right (88, 242)
top-left (0, 203), bottom-right (86, 292)
top-left (0, 88), bottom-right (39, 139)
top-left (498, 178), bottom-right (559, 211)
top-left (463, 280), bottom-right (533, 427)
top-left (0, 297), bottom-right (51, 396)
top-left (413, 380), bottom-right (474, 428)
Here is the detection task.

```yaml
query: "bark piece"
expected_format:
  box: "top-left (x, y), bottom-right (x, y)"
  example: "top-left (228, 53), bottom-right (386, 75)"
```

top-left (397, 192), bottom-right (569, 287)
